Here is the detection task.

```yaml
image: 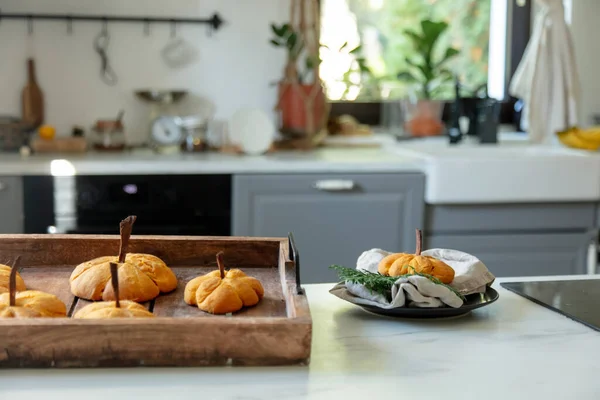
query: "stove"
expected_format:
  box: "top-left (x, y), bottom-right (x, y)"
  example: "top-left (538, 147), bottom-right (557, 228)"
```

top-left (501, 279), bottom-right (600, 332)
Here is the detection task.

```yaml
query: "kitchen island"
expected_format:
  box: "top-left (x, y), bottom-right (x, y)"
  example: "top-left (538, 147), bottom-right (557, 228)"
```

top-left (0, 275), bottom-right (599, 400)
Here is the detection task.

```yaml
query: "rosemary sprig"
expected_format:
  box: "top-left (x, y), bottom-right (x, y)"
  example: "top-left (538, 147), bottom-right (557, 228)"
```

top-left (330, 265), bottom-right (465, 301)
top-left (330, 265), bottom-right (398, 297)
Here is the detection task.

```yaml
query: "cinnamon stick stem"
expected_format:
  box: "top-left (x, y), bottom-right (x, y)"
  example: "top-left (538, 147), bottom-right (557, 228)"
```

top-left (415, 229), bottom-right (423, 256)
top-left (118, 215), bottom-right (137, 263)
top-left (8, 256), bottom-right (21, 307)
top-left (216, 252), bottom-right (225, 279)
top-left (109, 262), bottom-right (120, 308)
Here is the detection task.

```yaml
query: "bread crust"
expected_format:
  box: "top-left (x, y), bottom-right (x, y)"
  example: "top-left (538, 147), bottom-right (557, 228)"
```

top-left (74, 300), bottom-right (154, 319)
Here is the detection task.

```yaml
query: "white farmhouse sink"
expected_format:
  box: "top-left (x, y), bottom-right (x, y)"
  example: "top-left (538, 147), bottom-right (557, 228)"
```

top-left (388, 136), bottom-right (600, 204)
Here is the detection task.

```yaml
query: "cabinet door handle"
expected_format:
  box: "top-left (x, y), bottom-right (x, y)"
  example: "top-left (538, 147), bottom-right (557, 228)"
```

top-left (312, 179), bottom-right (356, 192)
top-left (0, 181), bottom-right (6, 191)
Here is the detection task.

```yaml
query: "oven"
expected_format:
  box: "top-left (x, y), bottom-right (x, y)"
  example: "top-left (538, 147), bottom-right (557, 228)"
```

top-left (24, 175), bottom-right (232, 236)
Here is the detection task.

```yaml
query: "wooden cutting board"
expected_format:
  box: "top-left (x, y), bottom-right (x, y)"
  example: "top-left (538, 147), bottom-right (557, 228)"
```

top-left (30, 137), bottom-right (87, 153)
top-left (21, 58), bottom-right (44, 128)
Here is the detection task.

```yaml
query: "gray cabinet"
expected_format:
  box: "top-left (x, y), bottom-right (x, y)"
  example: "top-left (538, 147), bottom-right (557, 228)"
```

top-left (426, 232), bottom-right (592, 277)
top-left (425, 203), bottom-right (597, 277)
top-left (0, 176), bottom-right (24, 233)
top-left (233, 173), bottom-right (425, 284)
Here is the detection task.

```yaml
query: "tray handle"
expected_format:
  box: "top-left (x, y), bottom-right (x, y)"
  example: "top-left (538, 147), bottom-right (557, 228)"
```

top-left (288, 232), bottom-right (304, 295)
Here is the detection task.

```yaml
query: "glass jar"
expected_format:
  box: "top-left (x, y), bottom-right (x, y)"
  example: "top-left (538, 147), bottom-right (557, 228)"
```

top-left (91, 120), bottom-right (126, 151)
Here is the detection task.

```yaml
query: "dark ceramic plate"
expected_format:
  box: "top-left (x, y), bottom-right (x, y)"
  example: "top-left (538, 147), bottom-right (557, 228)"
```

top-left (329, 283), bottom-right (499, 318)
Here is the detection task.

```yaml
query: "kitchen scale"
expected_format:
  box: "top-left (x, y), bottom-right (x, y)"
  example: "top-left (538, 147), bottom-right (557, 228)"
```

top-left (135, 90), bottom-right (213, 153)
top-left (135, 89), bottom-right (188, 153)
top-left (501, 279), bottom-right (600, 332)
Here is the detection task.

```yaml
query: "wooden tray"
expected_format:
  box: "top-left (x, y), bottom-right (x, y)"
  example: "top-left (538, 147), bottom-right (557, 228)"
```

top-left (0, 234), bottom-right (312, 368)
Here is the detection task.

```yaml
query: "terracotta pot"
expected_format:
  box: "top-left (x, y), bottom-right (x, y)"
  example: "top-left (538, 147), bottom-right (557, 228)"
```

top-left (402, 99), bottom-right (445, 137)
top-left (278, 82), bottom-right (326, 137)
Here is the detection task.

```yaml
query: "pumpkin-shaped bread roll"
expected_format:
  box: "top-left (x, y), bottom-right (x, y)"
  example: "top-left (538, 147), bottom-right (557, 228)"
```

top-left (0, 261), bottom-right (67, 319)
top-left (69, 216), bottom-right (177, 302)
top-left (74, 263), bottom-right (154, 319)
top-left (69, 254), bottom-right (176, 302)
top-left (0, 290), bottom-right (67, 318)
top-left (184, 252), bottom-right (264, 314)
top-left (378, 229), bottom-right (455, 284)
top-left (0, 264), bottom-right (25, 294)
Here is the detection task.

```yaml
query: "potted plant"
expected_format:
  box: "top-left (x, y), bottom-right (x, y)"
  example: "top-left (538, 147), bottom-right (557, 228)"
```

top-left (269, 0), bottom-right (328, 142)
top-left (397, 19), bottom-right (460, 137)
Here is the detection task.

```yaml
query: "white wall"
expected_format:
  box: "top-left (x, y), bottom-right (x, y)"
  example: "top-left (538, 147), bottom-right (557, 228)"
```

top-left (2, 0), bottom-right (599, 143)
top-left (0, 0), bottom-right (288, 144)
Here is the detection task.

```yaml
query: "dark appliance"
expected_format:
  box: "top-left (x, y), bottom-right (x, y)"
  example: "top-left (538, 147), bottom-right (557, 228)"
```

top-left (24, 175), bottom-right (232, 236)
top-left (501, 280), bottom-right (600, 332)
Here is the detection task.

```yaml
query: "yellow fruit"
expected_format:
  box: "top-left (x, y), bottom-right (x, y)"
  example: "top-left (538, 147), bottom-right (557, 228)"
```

top-left (38, 125), bottom-right (56, 140)
top-left (573, 127), bottom-right (600, 145)
top-left (556, 128), bottom-right (599, 151)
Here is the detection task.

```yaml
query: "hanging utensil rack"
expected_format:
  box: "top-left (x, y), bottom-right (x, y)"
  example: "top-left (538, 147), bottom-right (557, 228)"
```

top-left (0, 10), bottom-right (225, 34)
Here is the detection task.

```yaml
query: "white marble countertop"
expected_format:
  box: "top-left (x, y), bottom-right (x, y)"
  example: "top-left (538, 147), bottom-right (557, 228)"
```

top-left (0, 146), bottom-right (422, 176)
top-left (1, 275), bottom-right (599, 400)
top-left (1, 133), bottom-right (600, 204)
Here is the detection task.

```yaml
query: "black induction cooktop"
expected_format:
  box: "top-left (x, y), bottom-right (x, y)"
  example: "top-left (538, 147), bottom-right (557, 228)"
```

top-left (501, 279), bottom-right (600, 332)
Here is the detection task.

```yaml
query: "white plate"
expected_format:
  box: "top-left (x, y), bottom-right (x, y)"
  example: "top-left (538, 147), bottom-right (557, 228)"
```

top-left (229, 109), bottom-right (274, 155)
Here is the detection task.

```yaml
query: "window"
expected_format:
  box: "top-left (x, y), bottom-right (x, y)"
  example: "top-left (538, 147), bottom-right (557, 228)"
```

top-left (320, 0), bottom-right (530, 124)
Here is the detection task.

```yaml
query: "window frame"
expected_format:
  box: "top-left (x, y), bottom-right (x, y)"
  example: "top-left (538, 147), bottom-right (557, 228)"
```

top-left (322, 0), bottom-right (532, 127)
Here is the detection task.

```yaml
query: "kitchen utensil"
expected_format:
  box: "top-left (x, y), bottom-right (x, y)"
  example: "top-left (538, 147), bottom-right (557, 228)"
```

top-left (135, 90), bottom-right (189, 147)
top-left (94, 23), bottom-right (118, 86)
top-left (229, 108), bottom-right (274, 155)
top-left (330, 282), bottom-right (499, 318)
top-left (150, 115), bottom-right (183, 153)
top-left (179, 115), bottom-right (208, 152)
top-left (21, 59), bottom-right (44, 129)
top-left (135, 90), bottom-right (188, 104)
top-left (161, 23), bottom-right (198, 68)
top-left (114, 109), bottom-right (125, 127)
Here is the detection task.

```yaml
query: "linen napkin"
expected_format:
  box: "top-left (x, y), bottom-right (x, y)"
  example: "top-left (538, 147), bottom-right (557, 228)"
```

top-left (422, 248), bottom-right (495, 295)
top-left (346, 275), bottom-right (463, 308)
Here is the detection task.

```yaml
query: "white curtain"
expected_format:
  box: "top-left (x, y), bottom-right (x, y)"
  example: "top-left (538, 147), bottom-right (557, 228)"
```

top-left (509, 0), bottom-right (580, 143)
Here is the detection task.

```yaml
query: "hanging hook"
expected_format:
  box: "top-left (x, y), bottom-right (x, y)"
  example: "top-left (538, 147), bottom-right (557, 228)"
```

top-left (170, 20), bottom-right (177, 38)
top-left (66, 16), bottom-right (73, 35)
top-left (143, 18), bottom-right (150, 36)
top-left (27, 14), bottom-right (33, 35)
top-left (102, 17), bottom-right (108, 35)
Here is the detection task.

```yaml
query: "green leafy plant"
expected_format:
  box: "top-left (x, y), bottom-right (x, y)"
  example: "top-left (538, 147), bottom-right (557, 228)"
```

top-left (397, 19), bottom-right (460, 99)
top-left (332, 42), bottom-right (374, 100)
top-left (330, 265), bottom-right (465, 301)
top-left (271, 23), bottom-right (322, 84)
top-left (270, 23), bottom-right (303, 63)
top-left (270, 25), bottom-right (372, 87)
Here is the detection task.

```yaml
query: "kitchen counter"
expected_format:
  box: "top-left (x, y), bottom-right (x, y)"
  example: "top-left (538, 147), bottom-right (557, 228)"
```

top-left (0, 147), bottom-right (423, 176)
top-left (1, 275), bottom-right (599, 400)
top-left (1, 133), bottom-right (600, 204)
